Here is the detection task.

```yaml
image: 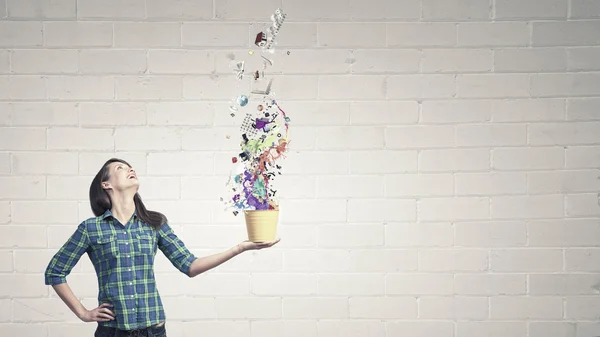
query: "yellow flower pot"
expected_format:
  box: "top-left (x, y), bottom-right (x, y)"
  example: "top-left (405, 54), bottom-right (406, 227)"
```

top-left (244, 209), bottom-right (279, 242)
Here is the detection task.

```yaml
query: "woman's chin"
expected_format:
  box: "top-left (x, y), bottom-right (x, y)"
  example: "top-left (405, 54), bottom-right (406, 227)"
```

top-left (117, 181), bottom-right (139, 192)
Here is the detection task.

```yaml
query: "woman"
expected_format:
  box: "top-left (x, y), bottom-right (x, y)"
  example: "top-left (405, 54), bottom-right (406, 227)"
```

top-left (44, 158), bottom-right (279, 337)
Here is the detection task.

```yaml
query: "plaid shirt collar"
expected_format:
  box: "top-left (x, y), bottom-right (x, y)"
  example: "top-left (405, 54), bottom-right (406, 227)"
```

top-left (101, 208), bottom-right (139, 221)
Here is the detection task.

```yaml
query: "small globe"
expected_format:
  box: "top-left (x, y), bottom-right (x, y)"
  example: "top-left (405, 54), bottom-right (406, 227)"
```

top-left (237, 95), bottom-right (249, 107)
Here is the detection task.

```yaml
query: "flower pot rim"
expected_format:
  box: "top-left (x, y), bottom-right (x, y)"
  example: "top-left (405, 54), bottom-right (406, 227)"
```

top-left (244, 209), bottom-right (279, 213)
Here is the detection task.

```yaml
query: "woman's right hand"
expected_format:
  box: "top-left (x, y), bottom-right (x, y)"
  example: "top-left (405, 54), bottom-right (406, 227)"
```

top-left (79, 303), bottom-right (115, 322)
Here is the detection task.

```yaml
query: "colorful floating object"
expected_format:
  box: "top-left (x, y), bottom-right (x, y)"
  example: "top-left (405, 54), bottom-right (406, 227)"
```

top-left (237, 95), bottom-right (249, 107)
top-left (224, 97), bottom-right (291, 213)
top-left (254, 32), bottom-right (267, 47)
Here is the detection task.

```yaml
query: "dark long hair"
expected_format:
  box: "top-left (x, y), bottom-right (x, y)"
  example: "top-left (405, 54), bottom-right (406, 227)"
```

top-left (89, 158), bottom-right (166, 230)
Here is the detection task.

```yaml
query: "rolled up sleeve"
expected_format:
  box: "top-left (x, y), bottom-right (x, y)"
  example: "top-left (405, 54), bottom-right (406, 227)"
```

top-left (44, 222), bottom-right (91, 285)
top-left (157, 223), bottom-right (197, 276)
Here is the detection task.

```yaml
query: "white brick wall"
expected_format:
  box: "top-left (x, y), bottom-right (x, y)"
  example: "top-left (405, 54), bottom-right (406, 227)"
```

top-left (0, 0), bottom-right (599, 336)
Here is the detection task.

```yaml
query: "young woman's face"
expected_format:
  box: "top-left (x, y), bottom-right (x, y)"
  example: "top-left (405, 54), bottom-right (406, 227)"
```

top-left (102, 161), bottom-right (138, 192)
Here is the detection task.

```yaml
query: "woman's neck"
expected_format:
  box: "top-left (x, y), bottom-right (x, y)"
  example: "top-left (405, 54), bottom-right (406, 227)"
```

top-left (110, 192), bottom-right (136, 226)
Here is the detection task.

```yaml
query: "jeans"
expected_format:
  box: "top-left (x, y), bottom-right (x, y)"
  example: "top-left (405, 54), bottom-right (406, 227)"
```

top-left (94, 322), bottom-right (167, 337)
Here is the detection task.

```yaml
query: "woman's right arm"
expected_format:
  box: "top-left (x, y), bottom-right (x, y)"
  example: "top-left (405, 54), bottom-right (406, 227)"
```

top-left (45, 222), bottom-right (114, 322)
top-left (52, 283), bottom-right (114, 322)
top-left (52, 283), bottom-right (87, 319)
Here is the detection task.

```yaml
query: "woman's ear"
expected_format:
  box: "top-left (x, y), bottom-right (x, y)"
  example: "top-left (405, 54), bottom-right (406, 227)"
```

top-left (102, 182), bottom-right (111, 190)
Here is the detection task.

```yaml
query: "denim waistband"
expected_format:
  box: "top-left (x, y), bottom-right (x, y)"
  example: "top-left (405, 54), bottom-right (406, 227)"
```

top-left (96, 322), bottom-right (165, 337)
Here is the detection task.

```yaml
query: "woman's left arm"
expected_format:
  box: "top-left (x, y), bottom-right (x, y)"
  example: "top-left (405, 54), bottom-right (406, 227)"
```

top-left (187, 239), bottom-right (280, 278)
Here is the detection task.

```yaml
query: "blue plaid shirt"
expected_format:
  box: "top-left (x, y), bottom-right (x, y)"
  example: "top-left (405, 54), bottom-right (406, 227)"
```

top-left (44, 209), bottom-right (197, 330)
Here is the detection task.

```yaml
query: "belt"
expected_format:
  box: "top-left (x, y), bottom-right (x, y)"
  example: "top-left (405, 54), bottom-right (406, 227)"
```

top-left (96, 322), bottom-right (165, 337)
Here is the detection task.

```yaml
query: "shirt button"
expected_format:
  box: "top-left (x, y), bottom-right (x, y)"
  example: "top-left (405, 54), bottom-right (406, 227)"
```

top-left (128, 268), bottom-right (132, 271)
top-left (126, 255), bottom-right (131, 258)
top-left (129, 282), bottom-right (133, 285)
top-left (124, 231), bottom-right (127, 235)
top-left (131, 295), bottom-right (135, 298)
top-left (125, 242), bottom-right (129, 245)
